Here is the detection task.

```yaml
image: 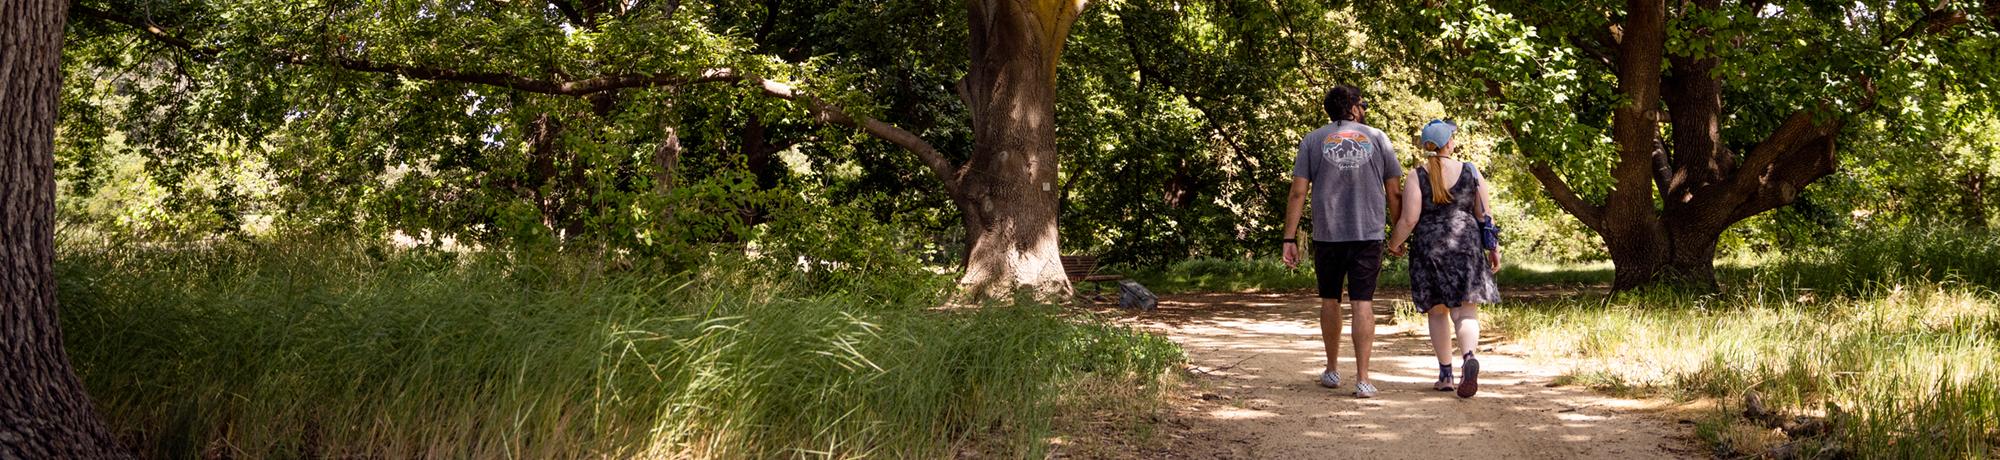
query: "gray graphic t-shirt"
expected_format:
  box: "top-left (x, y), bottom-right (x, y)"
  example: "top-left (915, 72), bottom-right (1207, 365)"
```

top-left (1291, 121), bottom-right (1403, 242)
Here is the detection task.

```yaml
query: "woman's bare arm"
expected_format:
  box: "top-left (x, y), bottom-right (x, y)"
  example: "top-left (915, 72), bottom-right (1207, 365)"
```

top-left (1386, 174), bottom-right (1421, 255)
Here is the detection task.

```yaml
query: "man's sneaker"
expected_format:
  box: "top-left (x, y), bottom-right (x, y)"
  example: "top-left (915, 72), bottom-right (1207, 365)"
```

top-left (1318, 370), bottom-right (1341, 389)
top-left (1457, 357), bottom-right (1481, 398)
top-left (1433, 379), bottom-right (1455, 391)
top-left (1354, 381), bottom-right (1379, 398)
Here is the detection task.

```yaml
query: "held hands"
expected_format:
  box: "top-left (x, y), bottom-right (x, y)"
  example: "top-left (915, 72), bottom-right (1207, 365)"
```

top-left (1386, 241), bottom-right (1407, 258)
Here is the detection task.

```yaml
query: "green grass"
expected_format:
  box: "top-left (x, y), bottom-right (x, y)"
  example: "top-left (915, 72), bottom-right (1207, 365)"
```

top-left (1489, 284), bottom-right (2000, 457)
top-left (1119, 258), bottom-right (1320, 294)
top-left (1480, 227), bottom-right (2000, 458)
top-left (1730, 226), bottom-right (2000, 294)
top-left (1125, 225), bottom-right (2000, 296)
top-left (58, 239), bottom-right (1183, 459)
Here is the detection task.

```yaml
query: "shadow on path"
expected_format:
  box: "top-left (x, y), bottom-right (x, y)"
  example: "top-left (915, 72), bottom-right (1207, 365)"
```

top-left (1082, 289), bottom-right (1699, 459)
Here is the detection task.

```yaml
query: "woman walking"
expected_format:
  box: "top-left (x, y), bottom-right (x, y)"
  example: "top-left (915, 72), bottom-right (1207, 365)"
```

top-left (1387, 119), bottom-right (1500, 398)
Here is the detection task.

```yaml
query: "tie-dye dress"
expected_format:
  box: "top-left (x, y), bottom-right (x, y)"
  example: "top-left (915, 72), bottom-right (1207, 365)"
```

top-left (1409, 162), bottom-right (1500, 311)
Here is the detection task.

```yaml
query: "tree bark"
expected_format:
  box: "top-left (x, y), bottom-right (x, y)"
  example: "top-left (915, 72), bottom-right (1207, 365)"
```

top-left (737, 114), bottom-right (783, 228)
top-left (1487, 0), bottom-right (1876, 292)
top-left (2, 0), bottom-right (129, 457)
top-left (1960, 171), bottom-right (1989, 228)
top-left (521, 112), bottom-right (587, 240)
top-left (952, 0), bottom-right (1085, 300)
top-left (1660, 0), bottom-right (1731, 205)
top-left (1601, 0), bottom-right (1674, 290)
top-left (77, 0), bottom-right (1095, 300)
top-left (652, 123), bottom-right (681, 194)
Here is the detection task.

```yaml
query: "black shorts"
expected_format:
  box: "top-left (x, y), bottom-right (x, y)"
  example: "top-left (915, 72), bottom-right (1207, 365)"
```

top-left (1313, 240), bottom-right (1383, 301)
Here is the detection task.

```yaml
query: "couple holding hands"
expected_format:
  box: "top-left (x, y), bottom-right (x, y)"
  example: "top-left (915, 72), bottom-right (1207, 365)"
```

top-left (1279, 84), bottom-right (1502, 399)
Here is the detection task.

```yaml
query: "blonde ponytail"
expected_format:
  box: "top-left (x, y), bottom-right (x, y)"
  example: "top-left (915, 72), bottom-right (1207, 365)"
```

top-left (1426, 153), bottom-right (1453, 204)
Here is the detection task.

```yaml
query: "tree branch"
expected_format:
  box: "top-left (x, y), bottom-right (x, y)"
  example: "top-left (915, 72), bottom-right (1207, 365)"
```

top-left (550, 0), bottom-right (590, 28)
top-left (1115, 11), bottom-right (1259, 176)
top-left (70, 3), bottom-right (213, 60)
top-left (744, 74), bottom-right (961, 194)
top-left (1525, 161), bottom-right (1608, 233)
top-left (299, 55), bottom-right (741, 95)
top-left (1649, 139), bottom-right (1673, 196)
top-left (1577, 32), bottom-right (1618, 72)
top-left (1729, 132), bottom-right (1837, 222)
top-left (1697, 108), bottom-right (1840, 221)
top-left (1481, 80), bottom-right (1607, 232)
top-left (1257, 0), bottom-right (1329, 87)
top-left (74, 1), bottom-right (961, 194)
top-left (624, 0), bottom-right (680, 18)
top-left (1689, 1), bottom-right (1980, 225)
top-left (72, 3), bottom-right (729, 97)
top-left (1882, 1), bottom-right (1969, 48)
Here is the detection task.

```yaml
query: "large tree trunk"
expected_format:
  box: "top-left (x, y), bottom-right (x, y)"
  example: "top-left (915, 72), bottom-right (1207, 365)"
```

top-left (2, 0), bottom-right (128, 457)
top-left (737, 114), bottom-right (783, 229)
top-left (1601, 0), bottom-right (1674, 290)
top-left (1960, 171), bottom-right (1989, 228)
top-left (952, 0), bottom-right (1083, 300)
top-left (1506, 0), bottom-right (1849, 292)
top-left (1600, 224), bottom-right (1725, 292)
top-left (712, 1), bottom-right (1088, 300)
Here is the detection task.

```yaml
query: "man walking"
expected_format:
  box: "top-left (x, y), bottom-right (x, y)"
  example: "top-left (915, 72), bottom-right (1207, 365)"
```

top-left (1281, 84), bottom-right (1403, 398)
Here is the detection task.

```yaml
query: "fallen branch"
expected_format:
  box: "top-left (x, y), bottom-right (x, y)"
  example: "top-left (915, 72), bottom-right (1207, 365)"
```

top-left (1187, 354), bottom-right (1259, 376)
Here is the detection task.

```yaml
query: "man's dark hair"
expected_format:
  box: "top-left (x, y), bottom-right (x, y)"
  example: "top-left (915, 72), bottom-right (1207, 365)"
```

top-left (1323, 85), bottom-right (1363, 122)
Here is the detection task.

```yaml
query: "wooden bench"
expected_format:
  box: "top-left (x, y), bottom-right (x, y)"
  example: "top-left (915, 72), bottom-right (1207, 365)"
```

top-left (1061, 255), bottom-right (1124, 298)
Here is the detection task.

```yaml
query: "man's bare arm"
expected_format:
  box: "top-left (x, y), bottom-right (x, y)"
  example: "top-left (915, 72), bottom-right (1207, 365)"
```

top-left (1283, 177), bottom-right (1310, 240)
top-left (1384, 176), bottom-right (1403, 231)
top-left (1282, 177), bottom-right (1311, 268)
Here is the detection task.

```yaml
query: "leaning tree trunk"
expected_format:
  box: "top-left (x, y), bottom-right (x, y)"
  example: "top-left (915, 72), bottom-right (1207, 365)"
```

top-left (2, 0), bottom-right (128, 457)
top-left (952, 0), bottom-right (1082, 300)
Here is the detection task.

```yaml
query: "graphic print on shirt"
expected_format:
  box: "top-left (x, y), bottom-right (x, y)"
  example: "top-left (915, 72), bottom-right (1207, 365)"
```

top-left (1322, 130), bottom-right (1372, 170)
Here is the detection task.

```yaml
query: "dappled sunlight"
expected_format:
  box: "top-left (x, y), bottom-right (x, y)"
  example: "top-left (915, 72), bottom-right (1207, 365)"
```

top-left (1207, 407), bottom-right (1280, 420)
top-left (1351, 430), bottom-right (1405, 442)
top-left (1437, 426), bottom-right (1483, 436)
top-left (1478, 282), bottom-right (2000, 458)
top-left (1106, 290), bottom-right (1696, 458)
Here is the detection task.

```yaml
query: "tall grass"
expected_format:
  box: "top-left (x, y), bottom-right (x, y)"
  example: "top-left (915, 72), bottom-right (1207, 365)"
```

top-left (1490, 285), bottom-right (2000, 457)
top-left (1484, 226), bottom-right (2000, 457)
top-left (1744, 225), bottom-right (2000, 293)
top-left (57, 239), bottom-right (1182, 458)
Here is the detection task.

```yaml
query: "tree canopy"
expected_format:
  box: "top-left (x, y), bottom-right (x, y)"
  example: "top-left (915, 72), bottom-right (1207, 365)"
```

top-left (1371, 0), bottom-right (2000, 288)
top-left (47, 0), bottom-right (2000, 290)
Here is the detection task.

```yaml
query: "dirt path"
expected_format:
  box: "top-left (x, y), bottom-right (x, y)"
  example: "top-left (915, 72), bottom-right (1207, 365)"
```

top-left (1085, 290), bottom-right (1699, 459)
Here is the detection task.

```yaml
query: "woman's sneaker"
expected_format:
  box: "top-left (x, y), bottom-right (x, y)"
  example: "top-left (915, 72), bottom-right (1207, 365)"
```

top-left (1354, 381), bottom-right (1379, 398)
top-left (1318, 370), bottom-right (1341, 389)
top-left (1457, 356), bottom-right (1481, 398)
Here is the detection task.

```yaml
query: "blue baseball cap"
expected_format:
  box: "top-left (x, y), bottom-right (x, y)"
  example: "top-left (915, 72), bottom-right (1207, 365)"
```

top-left (1420, 118), bottom-right (1458, 152)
